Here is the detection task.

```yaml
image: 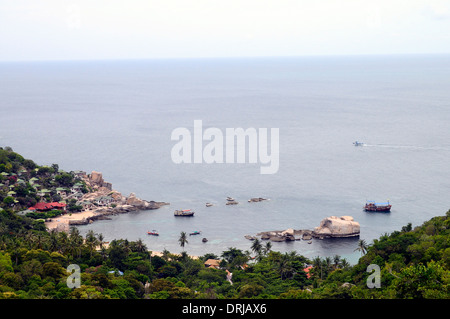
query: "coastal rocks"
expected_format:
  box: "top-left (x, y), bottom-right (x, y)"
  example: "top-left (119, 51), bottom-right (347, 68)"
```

top-left (89, 171), bottom-right (103, 186)
top-left (87, 171), bottom-right (112, 191)
top-left (312, 216), bottom-right (360, 239)
top-left (125, 192), bottom-right (156, 209)
top-left (248, 197), bottom-right (268, 203)
top-left (302, 232), bottom-right (313, 240)
top-left (255, 229), bottom-right (300, 242)
top-left (253, 216), bottom-right (360, 243)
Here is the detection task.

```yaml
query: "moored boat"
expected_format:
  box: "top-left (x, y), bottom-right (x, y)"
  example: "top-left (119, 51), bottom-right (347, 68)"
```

top-left (174, 209), bottom-right (195, 217)
top-left (190, 231), bottom-right (201, 236)
top-left (147, 230), bottom-right (159, 236)
top-left (364, 200), bottom-right (391, 212)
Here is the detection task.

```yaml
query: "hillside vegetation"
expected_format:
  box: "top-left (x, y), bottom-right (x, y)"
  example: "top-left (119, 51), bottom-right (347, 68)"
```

top-left (0, 147), bottom-right (448, 299)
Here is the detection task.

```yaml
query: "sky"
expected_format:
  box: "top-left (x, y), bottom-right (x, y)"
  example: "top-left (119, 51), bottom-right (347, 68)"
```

top-left (1, 0), bottom-right (450, 61)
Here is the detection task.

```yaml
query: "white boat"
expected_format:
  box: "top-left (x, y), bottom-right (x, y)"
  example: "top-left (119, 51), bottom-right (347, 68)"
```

top-left (353, 141), bottom-right (364, 146)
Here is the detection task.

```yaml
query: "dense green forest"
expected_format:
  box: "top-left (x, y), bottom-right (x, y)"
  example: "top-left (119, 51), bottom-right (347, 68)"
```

top-left (0, 147), bottom-right (448, 299)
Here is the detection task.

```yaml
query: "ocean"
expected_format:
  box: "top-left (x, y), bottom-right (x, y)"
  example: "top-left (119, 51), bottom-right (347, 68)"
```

top-left (1, 54), bottom-right (450, 264)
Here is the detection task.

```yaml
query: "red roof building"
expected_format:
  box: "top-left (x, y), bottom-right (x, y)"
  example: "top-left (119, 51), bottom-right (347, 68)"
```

top-left (29, 202), bottom-right (66, 211)
top-left (303, 265), bottom-right (313, 279)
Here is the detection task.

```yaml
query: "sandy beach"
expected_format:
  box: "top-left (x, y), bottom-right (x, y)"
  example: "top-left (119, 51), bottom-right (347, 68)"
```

top-left (45, 210), bottom-right (97, 231)
top-left (45, 212), bottom-right (199, 259)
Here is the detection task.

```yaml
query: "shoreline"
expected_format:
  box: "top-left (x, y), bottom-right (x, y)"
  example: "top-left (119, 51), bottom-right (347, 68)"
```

top-left (45, 213), bottom-right (199, 259)
top-left (44, 170), bottom-right (169, 232)
top-left (45, 209), bottom-right (97, 231)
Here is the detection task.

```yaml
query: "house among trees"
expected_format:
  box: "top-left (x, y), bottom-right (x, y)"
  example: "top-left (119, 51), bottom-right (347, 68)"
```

top-left (93, 195), bottom-right (114, 206)
top-left (204, 259), bottom-right (221, 269)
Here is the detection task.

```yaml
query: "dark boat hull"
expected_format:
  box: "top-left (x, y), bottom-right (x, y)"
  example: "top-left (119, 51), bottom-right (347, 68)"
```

top-left (364, 205), bottom-right (391, 212)
top-left (174, 211), bottom-right (195, 216)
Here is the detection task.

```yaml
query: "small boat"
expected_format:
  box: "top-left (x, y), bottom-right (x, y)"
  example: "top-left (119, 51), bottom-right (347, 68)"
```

top-left (202, 238), bottom-right (208, 243)
top-left (147, 230), bottom-right (159, 236)
top-left (206, 203), bottom-right (213, 207)
top-left (353, 141), bottom-right (365, 146)
top-left (190, 231), bottom-right (201, 236)
top-left (226, 197), bottom-right (235, 201)
top-left (364, 200), bottom-right (392, 212)
top-left (174, 209), bottom-right (195, 217)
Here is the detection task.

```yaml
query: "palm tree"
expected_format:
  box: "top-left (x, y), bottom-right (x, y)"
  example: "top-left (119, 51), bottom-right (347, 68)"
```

top-left (251, 238), bottom-right (262, 260)
top-left (354, 239), bottom-right (368, 256)
top-left (312, 256), bottom-right (323, 279)
top-left (263, 241), bottom-right (272, 256)
top-left (48, 229), bottom-right (60, 252)
top-left (97, 233), bottom-right (105, 250)
top-left (134, 238), bottom-right (147, 254)
top-left (162, 248), bottom-right (171, 261)
top-left (123, 239), bottom-right (131, 255)
top-left (324, 256), bottom-right (332, 275)
top-left (340, 258), bottom-right (350, 269)
top-left (333, 255), bottom-right (341, 269)
top-left (85, 230), bottom-right (99, 258)
top-left (57, 231), bottom-right (69, 254)
top-left (178, 231), bottom-right (188, 251)
top-left (32, 232), bottom-right (47, 250)
top-left (277, 253), bottom-right (294, 280)
top-left (69, 227), bottom-right (84, 259)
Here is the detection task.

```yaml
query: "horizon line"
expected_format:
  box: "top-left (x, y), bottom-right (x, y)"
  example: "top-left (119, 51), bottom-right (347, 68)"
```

top-left (1, 52), bottom-right (450, 64)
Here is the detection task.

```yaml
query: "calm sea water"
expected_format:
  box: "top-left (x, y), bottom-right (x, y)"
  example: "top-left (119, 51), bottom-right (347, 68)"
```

top-left (1, 55), bottom-right (450, 264)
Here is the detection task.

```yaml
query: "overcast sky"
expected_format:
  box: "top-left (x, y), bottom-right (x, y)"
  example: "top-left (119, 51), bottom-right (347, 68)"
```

top-left (1, 0), bottom-right (450, 61)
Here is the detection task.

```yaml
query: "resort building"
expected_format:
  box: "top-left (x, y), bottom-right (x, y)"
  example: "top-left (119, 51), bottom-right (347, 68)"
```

top-left (204, 259), bottom-right (221, 269)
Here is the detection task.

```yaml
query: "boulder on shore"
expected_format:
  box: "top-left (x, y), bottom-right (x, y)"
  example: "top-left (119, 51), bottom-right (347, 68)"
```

top-left (312, 216), bottom-right (360, 238)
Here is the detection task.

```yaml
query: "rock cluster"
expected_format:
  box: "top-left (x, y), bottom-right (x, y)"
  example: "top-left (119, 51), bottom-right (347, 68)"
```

top-left (312, 216), bottom-right (360, 238)
top-left (252, 216), bottom-right (360, 242)
top-left (68, 199), bottom-right (169, 226)
top-left (256, 229), bottom-right (310, 242)
top-left (248, 197), bottom-right (268, 202)
top-left (85, 171), bottom-right (112, 191)
top-left (70, 171), bottom-right (169, 226)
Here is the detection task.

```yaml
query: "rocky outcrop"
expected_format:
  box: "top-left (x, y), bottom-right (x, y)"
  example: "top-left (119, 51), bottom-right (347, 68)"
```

top-left (86, 171), bottom-right (112, 191)
top-left (253, 216), bottom-right (360, 243)
top-left (312, 216), bottom-right (360, 238)
top-left (69, 200), bottom-right (169, 226)
top-left (248, 197), bottom-right (268, 203)
top-left (256, 229), bottom-right (305, 242)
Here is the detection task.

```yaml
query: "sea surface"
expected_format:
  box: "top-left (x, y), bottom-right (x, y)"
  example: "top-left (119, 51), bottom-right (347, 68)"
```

top-left (1, 55), bottom-right (450, 264)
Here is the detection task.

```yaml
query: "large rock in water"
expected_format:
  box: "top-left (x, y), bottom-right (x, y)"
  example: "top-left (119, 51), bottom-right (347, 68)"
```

top-left (126, 193), bottom-right (169, 210)
top-left (313, 216), bottom-right (360, 238)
